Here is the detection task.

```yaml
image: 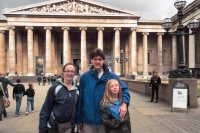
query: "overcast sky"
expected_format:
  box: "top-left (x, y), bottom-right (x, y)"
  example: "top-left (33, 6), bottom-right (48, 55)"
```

top-left (0, 0), bottom-right (195, 20)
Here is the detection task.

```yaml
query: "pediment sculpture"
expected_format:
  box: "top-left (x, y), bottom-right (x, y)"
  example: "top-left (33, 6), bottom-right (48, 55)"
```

top-left (23, 1), bottom-right (121, 14)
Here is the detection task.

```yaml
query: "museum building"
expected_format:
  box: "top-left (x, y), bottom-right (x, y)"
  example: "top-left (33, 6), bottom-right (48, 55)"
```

top-left (0, 0), bottom-right (200, 76)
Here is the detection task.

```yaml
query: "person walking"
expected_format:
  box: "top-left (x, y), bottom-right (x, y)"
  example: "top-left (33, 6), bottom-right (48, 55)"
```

top-left (149, 71), bottom-right (161, 103)
top-left (77, 48), bottom-right (130, 133)
top-left (101, 79), bottom-right (131, 133)
top-left (43, 76), bottom-right (46, 86)
top-left (12, 79), bottom-right (25, 117)
top-left (39, 63), bottom-right (79, 133)
top-left (37, 76), bottom-right (42, 86)
top-left (0, 72), bottom-right (15, 118)
top-left (25, 83), bottom-right (35, 115)
top-left (47, 75), bottom-right (51, 85)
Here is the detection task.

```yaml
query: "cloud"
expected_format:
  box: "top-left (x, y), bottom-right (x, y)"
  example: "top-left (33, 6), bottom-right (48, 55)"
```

top-left (0, 0), bottom-right (195, 19)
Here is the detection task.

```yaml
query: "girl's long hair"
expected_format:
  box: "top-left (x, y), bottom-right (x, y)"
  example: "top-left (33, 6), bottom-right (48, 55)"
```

top-left (101, 79), bottom-right (122, 106)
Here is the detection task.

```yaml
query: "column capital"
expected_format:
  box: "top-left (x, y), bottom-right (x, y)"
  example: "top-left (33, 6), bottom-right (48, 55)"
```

top-left (142, 32), bottom-right (149, 35)
top-left (157, 33), bottom-right (164, 36)
top-left (130, 27), bottom-right (137, 31)
top-left (25, 26), bottom-right (34, 30)
top-left (7, 26), bottom-right (15, 30)
top-left (79, 27), bottom-right (87, 31)
top-left (97, 27), bottom-right (104, 31)
top-left (44, 27), bottom-right (52, 30)
top-left (114, 28), bottom-right (121, 31)
top-left (0, 30), bottom-right (5, 34)
top-left (62, 27), bottom-right (70, 30)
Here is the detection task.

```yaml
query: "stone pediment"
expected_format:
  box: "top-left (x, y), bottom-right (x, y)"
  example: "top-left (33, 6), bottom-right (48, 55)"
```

top-left (2, 0), bottom-right (141, 17)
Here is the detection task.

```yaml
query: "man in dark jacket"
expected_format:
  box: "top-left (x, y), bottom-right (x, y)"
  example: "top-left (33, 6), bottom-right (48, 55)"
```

top-left (13, 79), bottom-right (25, 116)
top-left (149, 71), bottom-right (161, 103)
top-left (37, 76), bottom-right (42, 86)
top-left (0, 72), bottom-right (15, 119)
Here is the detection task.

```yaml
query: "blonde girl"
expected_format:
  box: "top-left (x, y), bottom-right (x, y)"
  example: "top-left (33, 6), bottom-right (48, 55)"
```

top-left (100, 79), bottom-right (131, 133)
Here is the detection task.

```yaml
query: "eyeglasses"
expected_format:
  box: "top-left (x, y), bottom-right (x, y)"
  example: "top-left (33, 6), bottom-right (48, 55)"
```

top-left (64, 70), bottom-right (75, 74)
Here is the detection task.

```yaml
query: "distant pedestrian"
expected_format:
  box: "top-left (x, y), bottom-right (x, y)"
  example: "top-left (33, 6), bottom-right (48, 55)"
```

top-left (149, 71), bottom-right (161, 103)
top-left (13, 79), bottom-right (25, 117)
top-left (43, 76), bottom-right (46, 86)
top-left (0, 72), bottom-right (15, 118)
top-left (25, 83), bottom-right (35, 115)
top-left (37, 76), bottom-right (42, 86)
top-left (47, 75), bottom-right (51, 85)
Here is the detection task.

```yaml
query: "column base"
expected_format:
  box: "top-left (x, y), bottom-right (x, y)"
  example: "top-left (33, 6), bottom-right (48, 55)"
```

top-left (142, 75), bottom-right (151, 79)
top-left (131, 72), bottom-right (138, 75)
top-left (27, 73), bottom-right (35, 76)
top-left (45, 73), bottom-right (52, 76)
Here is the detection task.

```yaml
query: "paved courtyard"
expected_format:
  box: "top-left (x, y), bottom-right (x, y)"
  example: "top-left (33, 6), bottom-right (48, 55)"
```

top-left (0, 82), bottom-right (200, 133)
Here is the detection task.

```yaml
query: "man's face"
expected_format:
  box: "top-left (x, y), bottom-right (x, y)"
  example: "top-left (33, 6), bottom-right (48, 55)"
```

top-left (91, 56), bottom-right (105, 70)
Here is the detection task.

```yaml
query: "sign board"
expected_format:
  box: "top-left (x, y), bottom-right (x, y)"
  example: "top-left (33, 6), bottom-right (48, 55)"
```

top-left (172, 81), bottom-right (189, 113)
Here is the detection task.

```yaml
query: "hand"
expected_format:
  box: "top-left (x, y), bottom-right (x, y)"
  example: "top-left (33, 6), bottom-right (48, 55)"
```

top-left (77, 124), bottom-right (84, 133)
top-left (119, 103), bottom-right (127, 121)
top-left (13, 98), bottom-right (16, 100)
top-left (150, 87), bottom-right (151, 89)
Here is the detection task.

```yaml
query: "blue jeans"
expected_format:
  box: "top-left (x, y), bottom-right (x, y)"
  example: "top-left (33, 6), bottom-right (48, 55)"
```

top-left (15, 94), bottom-right (23, 115)
top-left (26, 97), bottom-right (34, 112)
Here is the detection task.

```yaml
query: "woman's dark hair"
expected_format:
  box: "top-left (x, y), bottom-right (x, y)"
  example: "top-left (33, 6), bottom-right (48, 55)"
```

top-left (90, 48), bottom-right (105, 60)
top-left (16, 79), bottom-right (21, 83)
top-left (62, 63), bottom-right (76, 72)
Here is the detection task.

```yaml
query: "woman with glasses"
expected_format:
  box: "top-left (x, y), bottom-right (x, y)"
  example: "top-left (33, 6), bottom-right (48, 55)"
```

top-left (39, 63), bottom-right (79, 133)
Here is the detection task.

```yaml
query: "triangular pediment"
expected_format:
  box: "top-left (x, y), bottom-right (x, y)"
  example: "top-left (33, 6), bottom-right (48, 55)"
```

top-left (2, 0), bottom-right (141, 17)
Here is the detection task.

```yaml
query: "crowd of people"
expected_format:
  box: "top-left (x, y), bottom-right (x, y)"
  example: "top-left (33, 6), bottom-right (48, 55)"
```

top-left (37, 74), bottom-right (63, 86)
top-left (0, 48), bottom-right (162, 133)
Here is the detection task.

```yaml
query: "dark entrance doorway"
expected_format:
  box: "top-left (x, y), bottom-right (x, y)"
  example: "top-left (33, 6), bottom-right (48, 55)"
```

top-left (73, 59), bottom-right (81, 75)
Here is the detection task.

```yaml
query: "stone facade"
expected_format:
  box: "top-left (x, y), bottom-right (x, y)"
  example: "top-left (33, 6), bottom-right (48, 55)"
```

top-left (0, 0), bottom-right (200, 76)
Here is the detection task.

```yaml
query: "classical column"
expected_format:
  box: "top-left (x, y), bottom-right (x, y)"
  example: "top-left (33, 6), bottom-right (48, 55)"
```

top-left (157, 33), bottom-right (164, 75)
top-left (0, 31), bottom-right (5, 73)
top-left (80, 27), bottom-right (87, 74)
top-left (142, 32), bottom-right (149, 76)
top-left (113, 28), bottom-right (121, 75)
top-left (97, 27), bottom-right (104, 50)
top-left (8, 26), bottom-right (16, 75)
top-left (130, 28), bottom-right (137, 75)
top-left (62, 27), bottom-right (70, 65)
top-left (33, 32), bottom-right (39, 76)
top-left (172, 35), bottom-right (177, 69)
top-left (44, 27), bottom-right (52, 76)
top-left (16, 31), bottom-right (23, 75)
top-left (189, 30), bottom-right (195, 68)
top-left (25, 26), bottom-right (34, 76)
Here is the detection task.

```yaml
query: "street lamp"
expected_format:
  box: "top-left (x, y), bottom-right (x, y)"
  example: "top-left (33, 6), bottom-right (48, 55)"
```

top-left (115, 50), bottom-right (129, 77)
top-left (161, 0), bottom-right (199, 78)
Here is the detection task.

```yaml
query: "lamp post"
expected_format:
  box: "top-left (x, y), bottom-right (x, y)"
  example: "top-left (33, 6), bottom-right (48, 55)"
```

top-left (115, 50), bottom-right (129, 77)
top-left (162, 0), bottom-right (199, 78)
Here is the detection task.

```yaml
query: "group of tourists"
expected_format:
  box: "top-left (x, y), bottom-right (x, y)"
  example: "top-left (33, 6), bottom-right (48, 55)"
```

top-left (39, 48), bottom-right (131, 133)
top-left (0, 72), bottom-right (35, 121)
top-left (37, 75), bottom-right (62, 86)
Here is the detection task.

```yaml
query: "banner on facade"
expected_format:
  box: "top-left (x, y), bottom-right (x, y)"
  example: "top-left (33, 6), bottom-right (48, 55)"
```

top-left (36, 56), bottom-right (43, 76)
